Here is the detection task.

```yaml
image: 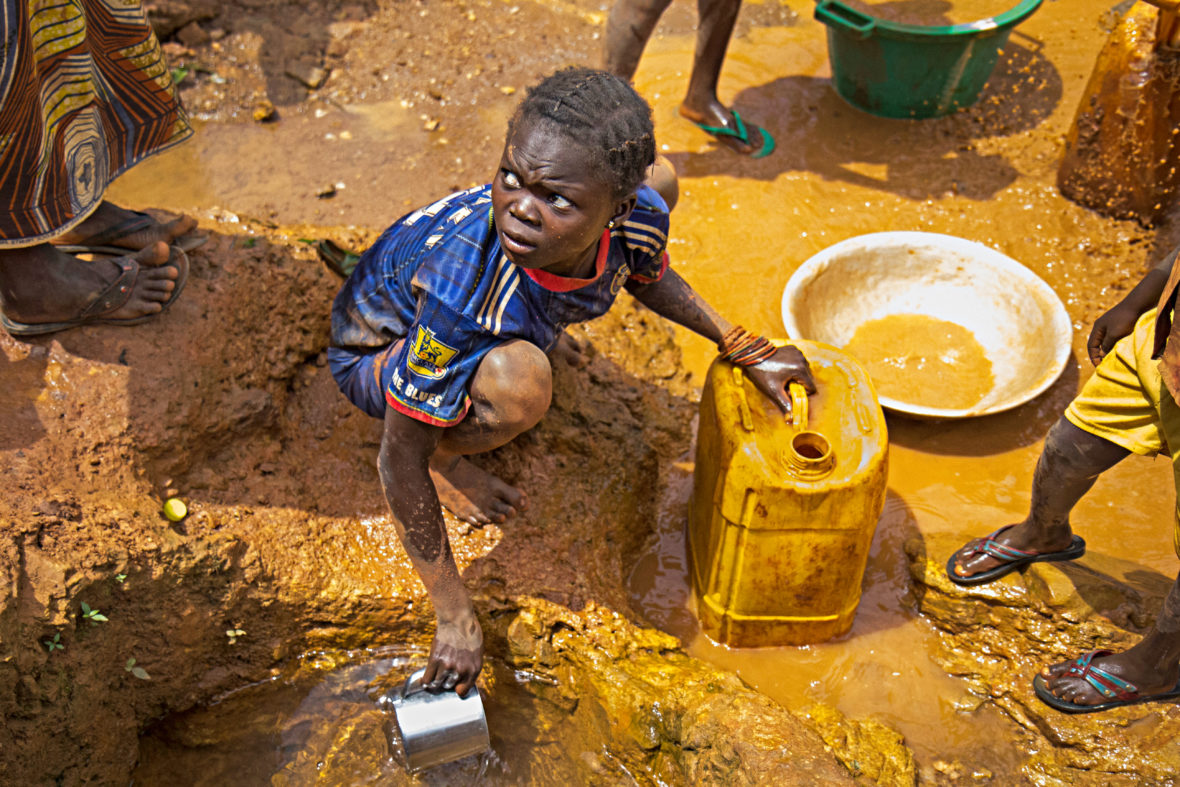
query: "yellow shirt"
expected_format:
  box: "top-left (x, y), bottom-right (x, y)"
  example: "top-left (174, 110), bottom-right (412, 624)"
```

top-left (1152, 247), bottom-right (1180, 407)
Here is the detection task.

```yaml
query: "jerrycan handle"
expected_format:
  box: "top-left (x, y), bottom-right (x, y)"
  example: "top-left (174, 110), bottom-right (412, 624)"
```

top-left (731, 365), bottom-right (755, 432)
top-left (731, 371), bottom-right (810, 432)
top-left (788, 382), bottom-right (809, 430)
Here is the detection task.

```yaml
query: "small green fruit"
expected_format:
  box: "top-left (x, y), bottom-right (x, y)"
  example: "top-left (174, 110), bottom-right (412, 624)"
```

top-left (163, 498), bottom-right (188, 522)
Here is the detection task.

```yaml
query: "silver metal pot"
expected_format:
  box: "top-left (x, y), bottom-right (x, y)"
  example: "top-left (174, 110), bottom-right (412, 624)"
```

top-left (390, 668), bottom-right (489, 772)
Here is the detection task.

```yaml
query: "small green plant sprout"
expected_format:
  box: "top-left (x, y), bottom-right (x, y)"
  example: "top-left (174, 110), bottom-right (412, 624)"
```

top-left (114, 573), bottom-right (127, 584)
top-left (80, 602), bottom-right (108, 626)
top-left (226, 628), bottom-right (246, 645)
top-left (124, 658), bottom-right (151, 681)
top-left (44, 633), bottom-right (63, 653)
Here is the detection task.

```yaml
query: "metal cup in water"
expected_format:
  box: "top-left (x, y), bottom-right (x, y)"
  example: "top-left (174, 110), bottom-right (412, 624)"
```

top-left (390, 668), bottom-right (489, 772)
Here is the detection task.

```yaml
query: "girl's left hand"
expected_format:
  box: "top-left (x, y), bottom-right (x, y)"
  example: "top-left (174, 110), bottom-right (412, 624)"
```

top-left (742, 344), bottom-right (816, 414)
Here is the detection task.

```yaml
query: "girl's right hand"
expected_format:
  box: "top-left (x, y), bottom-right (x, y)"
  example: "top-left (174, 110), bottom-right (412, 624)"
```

top-left (1087, 302), bottom-right (1142, 365)
top-left (423, 614), bottom-right (484, 697)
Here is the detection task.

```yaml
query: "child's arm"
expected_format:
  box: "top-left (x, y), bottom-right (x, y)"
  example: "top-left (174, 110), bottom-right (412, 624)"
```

top-left (377, 408), bottom-right (482, 696)
top-left (1088, 246), bottom-right (1177, 365)
top-left (626, 268), bottom-right (816, 411)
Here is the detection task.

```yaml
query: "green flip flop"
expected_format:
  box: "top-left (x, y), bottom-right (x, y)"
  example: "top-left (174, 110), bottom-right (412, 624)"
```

top-left (316, 239), bottom-right (362, 278)
top-left (691, 110), bottom-right (776, 158)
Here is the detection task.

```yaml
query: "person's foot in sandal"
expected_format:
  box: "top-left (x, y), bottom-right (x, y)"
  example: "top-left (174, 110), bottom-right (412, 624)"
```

top-left (679, 102), bottom-right (775, 158)
top-left (0, 242), bottom-right (181, 333)
top-left (946, 522), bottom-right (1085, 586)
top-left (1035, 648), bottom-right (1180, 713)
top-left (947, 420), bottom-right (1129, 586)
top-left (54, 201), bottom-right (204, 253)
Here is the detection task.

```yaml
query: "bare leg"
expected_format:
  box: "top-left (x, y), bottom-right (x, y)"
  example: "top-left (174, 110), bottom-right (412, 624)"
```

top-left (431, 339), bottom-right (553, 525)
top-left (604, 0), bottom-right (675, 80)
top-left (0, 243), bottom-right (179, 326)
top-left (676, 0), bottom-right (773, 156)
top-left (681, 0), bottom-right (742, 118)
top-left (1042, 568), bottom-right (1180, 706)
top-left (605, 0), bottom-right (770, 156)
top-left (951, 418), bottom-right (1130, 579)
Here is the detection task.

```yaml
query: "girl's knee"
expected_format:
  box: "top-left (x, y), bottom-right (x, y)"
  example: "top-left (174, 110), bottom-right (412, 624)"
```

top-left (472, 340), bottom-right (552, 431)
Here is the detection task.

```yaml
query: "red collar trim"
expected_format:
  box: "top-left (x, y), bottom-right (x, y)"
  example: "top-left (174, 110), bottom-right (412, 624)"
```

top-left (521, 230), bottom-right (610, 292)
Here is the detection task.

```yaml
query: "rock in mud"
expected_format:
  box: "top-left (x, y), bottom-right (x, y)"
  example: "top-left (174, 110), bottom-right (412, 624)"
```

top-left (803, 703), bottom-right (917, 786)
top-left (175, 21), bottom-right (211, 48)
top-left (146, 0), bottom-right (218, 39)
top-left (503, 600), bottom-right (855, 784)
top-left (285, 62), bottom-right (328, 90)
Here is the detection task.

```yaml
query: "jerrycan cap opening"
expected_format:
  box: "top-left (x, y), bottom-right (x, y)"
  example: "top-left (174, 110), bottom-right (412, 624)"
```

top-left (785, 431), bottom-right (835, 479)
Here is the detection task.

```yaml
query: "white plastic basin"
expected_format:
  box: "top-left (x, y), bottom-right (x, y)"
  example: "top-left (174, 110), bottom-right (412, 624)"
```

top-left (781, 231), bottom-right (1072, 419)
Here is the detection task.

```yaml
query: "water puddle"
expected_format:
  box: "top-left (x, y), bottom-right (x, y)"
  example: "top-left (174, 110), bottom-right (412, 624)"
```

top-left (133, 649), bottom-right (616, 785)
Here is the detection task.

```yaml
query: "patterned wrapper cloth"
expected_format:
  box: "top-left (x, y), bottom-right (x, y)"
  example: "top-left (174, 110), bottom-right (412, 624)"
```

top-left (0, 0), bottom-right (192, 247)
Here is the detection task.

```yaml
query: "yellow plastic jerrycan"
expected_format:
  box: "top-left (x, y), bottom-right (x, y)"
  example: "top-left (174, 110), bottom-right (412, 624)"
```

top-left (688, 340), bottom-right (888, 647)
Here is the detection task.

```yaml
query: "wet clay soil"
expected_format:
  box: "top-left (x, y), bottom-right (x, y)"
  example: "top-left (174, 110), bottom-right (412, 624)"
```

top-left (4, 0), bottom-right (1180, 783)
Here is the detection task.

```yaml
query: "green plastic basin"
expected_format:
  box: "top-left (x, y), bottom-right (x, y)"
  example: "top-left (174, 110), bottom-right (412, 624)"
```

top-left (814, 0), bottom-right (1043, 118)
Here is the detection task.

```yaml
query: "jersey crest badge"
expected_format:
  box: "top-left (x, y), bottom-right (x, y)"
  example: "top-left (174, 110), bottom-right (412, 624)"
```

top-left (407, 325), bottom-right (458, 379)
top-left (610, 264), bottom-right (631, 296)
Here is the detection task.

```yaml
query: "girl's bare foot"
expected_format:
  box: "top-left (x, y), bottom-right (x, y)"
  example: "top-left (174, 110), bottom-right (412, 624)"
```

top-left (55, 201), bottom-right (199, 254)
top-left (429, 454), bottom-right (528, 525)
top-left (0, 243), bottom-right (179, 327)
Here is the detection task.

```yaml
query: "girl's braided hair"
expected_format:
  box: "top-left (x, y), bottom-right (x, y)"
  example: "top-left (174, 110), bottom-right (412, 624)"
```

top-left (508, 67), bottom-right (656, 200)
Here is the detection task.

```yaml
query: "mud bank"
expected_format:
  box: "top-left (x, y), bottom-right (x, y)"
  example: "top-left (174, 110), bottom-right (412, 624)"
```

top-left (0, 227), bottom-right (859, 784)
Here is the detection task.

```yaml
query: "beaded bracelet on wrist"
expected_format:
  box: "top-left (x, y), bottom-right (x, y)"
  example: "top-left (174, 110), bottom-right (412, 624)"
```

top-left (718, 325), bottom-right (778, 366)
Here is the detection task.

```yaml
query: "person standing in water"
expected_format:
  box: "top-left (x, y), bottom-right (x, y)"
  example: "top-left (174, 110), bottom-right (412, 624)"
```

top-left (328, 67), bottom-right (811, 695)
top-left (947, 245), bottom-right (1180, 713)
top-left (604, 0), bottom-right (775, 157)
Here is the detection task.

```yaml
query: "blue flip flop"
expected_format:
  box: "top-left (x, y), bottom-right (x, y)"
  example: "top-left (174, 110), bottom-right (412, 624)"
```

top-left (945, 525), bottom-right (1086, 586)
top-left (1033, 650), bottom-right (1180, 713)
top-left (691, 110), bottom-right (776, 158)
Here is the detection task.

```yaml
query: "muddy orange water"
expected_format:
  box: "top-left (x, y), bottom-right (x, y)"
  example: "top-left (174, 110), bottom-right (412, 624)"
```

top-left (111, 0), bottom-right (1180, 778)
top-left (843, 314), bottom-right (995, 409)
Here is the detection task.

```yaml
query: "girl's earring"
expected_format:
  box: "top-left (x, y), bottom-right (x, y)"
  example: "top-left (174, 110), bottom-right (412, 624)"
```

top-left (607, 220), bottom-right (616, 229)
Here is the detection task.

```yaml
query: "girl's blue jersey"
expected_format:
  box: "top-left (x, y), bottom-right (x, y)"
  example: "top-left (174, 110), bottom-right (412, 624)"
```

top-left (330, 184), bottom-right (670, 426)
